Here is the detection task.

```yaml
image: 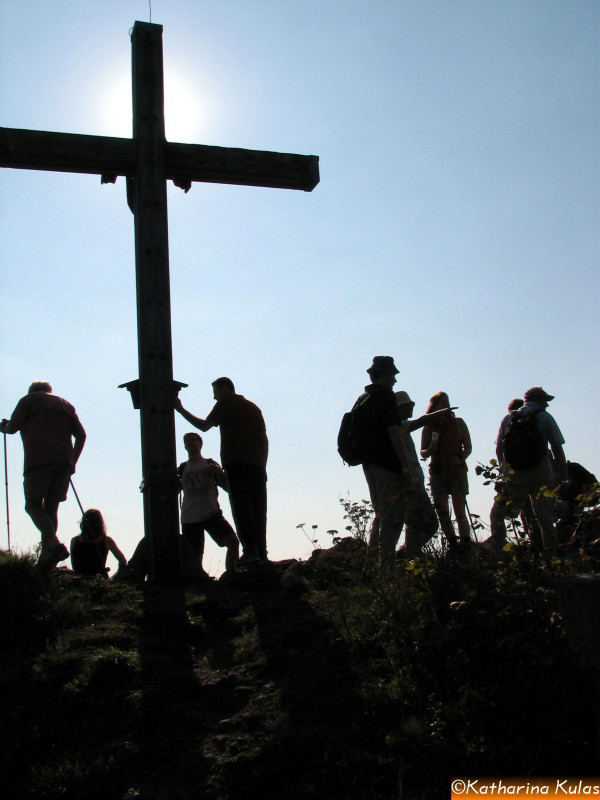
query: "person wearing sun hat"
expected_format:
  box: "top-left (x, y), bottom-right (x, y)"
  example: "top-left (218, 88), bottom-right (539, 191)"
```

top-left (391, 389), bottom-right (454, 551)
top-left (488, 386), bottom-right (566, 555)
top-left (352, 357), bottom-right (451, 569)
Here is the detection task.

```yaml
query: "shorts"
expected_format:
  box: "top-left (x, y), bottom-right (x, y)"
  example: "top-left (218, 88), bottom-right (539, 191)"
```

top-left (181, 512), bottom-right (236, 550)
top-left (430, 467), bottom-right (469, 498)
top-left (23, 464), bottom-right (73, 503)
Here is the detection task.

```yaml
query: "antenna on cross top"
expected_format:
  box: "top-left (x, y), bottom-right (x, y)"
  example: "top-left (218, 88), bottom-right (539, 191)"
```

top-left (148, 1), bottom-right (152, 23)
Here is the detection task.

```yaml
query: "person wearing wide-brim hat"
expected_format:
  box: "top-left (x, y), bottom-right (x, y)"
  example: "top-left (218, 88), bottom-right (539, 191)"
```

top-left (488, 386), bottom-right (567, 556)
top-left (365, 355), bottom-right (400, 376)
top-left (350, 357), bottom-right (450, 569)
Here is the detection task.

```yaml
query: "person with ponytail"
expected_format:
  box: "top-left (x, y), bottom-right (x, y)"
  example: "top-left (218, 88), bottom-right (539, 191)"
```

top-left (420, 391), bottom-right (472, 548)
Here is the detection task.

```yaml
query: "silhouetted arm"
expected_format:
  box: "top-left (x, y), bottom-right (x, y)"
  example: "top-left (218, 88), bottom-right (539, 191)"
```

top-left (174, 398), bottom-right (213, 432)
top-left (1, 398), bottom-right (27, 434)
top-left (496, 439), bottom-right (504, 464)
top-left (420, 426), bottom-right (432, 458)
top-left (388, 425), bottom-right (420, 483)
top-left (407, 407), bottom-right (454, 433)
top-left (72, 422), bottom-right (86, 469)
top-left (459, 419), bottom-right (472, 461)
top-left (495, 415), bottom-right (510, 465)
top-left (106, 537), bottom-right (127, 567)
top-left (551, 442), bottom-right (568, 482)
top-left (207, 459), bottom-right (229, 491)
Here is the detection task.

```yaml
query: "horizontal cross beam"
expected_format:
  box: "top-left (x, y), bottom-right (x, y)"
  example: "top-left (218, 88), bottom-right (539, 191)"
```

top-left (0, 128), bottom-right (135, 176)
top-left (167, 142), bottom-right (319, 191)
top-left (0, 127), bottom-right (319, 191)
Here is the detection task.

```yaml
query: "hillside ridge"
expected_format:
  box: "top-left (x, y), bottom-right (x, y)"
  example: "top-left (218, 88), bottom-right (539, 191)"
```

top-left (1, 538), bottom-right (597, 799)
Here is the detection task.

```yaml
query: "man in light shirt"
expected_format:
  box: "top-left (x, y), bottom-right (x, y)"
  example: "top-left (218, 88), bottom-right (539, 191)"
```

top-left (489, 386), bottom-right (566, 555)
top-left (178, 432), bottom-right (239, 575)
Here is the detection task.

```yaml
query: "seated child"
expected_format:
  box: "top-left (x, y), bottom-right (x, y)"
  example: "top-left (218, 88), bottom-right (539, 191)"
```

top-left (70, 509), bottom-right (127, 577)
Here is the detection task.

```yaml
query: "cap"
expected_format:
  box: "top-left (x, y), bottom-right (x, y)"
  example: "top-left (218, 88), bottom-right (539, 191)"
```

top-left (524, 386), bottom-right (555, 402)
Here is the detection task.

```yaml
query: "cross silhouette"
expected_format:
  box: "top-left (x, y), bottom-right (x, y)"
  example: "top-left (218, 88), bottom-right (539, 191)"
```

top-left (0, 21), bottom-right (319, 581)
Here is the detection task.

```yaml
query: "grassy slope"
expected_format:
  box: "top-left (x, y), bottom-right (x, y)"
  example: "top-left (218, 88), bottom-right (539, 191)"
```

top-left (1, 540), bottom-right (597, 800)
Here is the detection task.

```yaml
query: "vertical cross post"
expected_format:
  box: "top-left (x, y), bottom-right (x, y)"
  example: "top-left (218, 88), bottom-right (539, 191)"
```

top-left (0, 20), bottom-right (318, 582)
top-left (131, 22), bottom-right (180, 581)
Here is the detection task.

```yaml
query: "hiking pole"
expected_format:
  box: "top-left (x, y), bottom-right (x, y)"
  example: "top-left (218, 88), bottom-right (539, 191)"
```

top-left (69, 478), bottom-right (85, 516)
top-left (465, 499), bottom-right (480, 543)
top-left (3, 432), bottom-right (11, 551)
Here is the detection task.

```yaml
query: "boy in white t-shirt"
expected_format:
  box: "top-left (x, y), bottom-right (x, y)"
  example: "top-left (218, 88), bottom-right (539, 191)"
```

top-left (178, 433), bottom-right (239, 574)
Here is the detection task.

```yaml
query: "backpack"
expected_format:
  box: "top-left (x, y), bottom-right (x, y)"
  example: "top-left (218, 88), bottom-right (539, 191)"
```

top-left (337, 394), bottom-right (370, 466)
top-left (502, 409), bottom-right (546, 470)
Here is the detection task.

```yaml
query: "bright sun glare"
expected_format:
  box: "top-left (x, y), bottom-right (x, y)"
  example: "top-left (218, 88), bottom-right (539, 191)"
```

top-left (101, 67), bottom-right (204, 142)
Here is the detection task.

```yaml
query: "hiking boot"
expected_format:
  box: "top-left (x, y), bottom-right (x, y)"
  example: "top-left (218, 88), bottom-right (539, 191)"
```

top-left (238, 556), bottom-right (262, 570)
top-left (238, 552), bottom-right (260, 565)
top-left (53, 543), bottom-right (69, 564)
top-left (36, 541), bottom-right (69, 571)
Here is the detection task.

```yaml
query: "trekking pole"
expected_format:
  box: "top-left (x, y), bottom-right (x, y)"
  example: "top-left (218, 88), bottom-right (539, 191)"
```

top-left (69, 478), bottom-right (85, 516)
top-left (465, 499), bottom-right (480, 543)
top-left (3, 433), bottom-right (11, 551)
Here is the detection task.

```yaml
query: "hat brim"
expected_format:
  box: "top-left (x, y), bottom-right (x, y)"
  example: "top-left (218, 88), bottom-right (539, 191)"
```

top-left (527, 392), bottom-right (554, 402)
top-left (367, 367), bottom-right (399, 375)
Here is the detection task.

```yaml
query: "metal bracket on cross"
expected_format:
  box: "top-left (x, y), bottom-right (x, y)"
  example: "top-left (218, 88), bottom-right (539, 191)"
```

top-left (118, 379), bottom-right (188, 410)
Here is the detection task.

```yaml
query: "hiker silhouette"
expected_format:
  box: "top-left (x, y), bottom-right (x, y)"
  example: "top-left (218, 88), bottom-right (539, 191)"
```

top-left (175, 377), bottom-right (268, 564)
top-left (489, 386), bottom-right (567, 555)
top-left (420, 391), bottom-right (472, 548)
top-left (1, 381), bottom-right (86, 570)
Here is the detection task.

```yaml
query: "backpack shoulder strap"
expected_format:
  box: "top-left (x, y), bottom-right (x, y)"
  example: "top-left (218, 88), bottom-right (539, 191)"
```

top-left (352, 392), bottom-right (370, 411)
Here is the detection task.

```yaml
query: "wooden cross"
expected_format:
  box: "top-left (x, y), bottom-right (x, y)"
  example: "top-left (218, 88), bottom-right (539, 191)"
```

top-left (0, 21), bottom-right (319, 581)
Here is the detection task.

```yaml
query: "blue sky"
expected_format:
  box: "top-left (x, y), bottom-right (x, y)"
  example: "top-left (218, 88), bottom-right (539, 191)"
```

top-left (1, 0), bottom-right (598, 573)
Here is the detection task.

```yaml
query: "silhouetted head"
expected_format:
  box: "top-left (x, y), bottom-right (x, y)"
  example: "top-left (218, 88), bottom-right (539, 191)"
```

top-left (395, 390), bottom-right (415, 420)
top-left (183, 432), bottom-right (203, 456)
top-left (508, 398), bottom-right (524, 412)
top-left (426, 391), bottom-right (450, 414)
top-left (28, 381), bottom-right (52, 394)
top-left (524, 387), bottom-right (554, 407)
top-left (80, 509), bottom-right (106, 541)
top-left (212, 377), bottom-right (235, 401)
top-left (367, 356), bottom-right (399, 388)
